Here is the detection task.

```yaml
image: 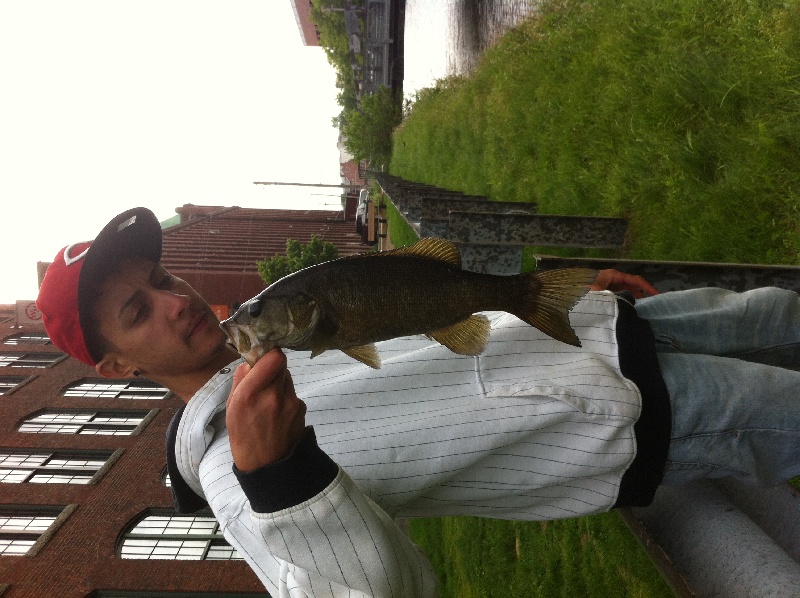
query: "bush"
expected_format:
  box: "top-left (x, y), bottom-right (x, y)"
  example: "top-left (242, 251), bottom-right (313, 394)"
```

top-left (257, 236), bottom-right (339, 286)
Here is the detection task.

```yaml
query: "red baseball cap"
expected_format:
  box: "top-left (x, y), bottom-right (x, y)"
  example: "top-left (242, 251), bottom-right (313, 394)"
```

top-left (36, 207), bottom-right (163, 365)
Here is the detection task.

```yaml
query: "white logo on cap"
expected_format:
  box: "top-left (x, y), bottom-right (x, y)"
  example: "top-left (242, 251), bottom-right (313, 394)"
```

top-left (63, 243), bottom-right (90, 266)
top-left (117, 215), bottom-right (137, 232)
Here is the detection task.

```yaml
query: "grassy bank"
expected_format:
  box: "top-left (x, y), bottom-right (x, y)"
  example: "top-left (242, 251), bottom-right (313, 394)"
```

top-left (390, 0), bottom-right (800, 595)
top-left (409, 513), bottom-right (673, 598)
top-left (391, 0), bottom-right (800, 264)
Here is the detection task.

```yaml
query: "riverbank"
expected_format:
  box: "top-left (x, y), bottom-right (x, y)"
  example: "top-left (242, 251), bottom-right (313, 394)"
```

top-left (392, 0), bottom-right (800, 595)
top-left (391, 0), bottom-right (800, 266)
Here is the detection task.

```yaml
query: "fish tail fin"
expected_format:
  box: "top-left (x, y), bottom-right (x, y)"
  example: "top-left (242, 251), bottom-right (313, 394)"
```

top-left (513, 268), bottom-right (597, 347)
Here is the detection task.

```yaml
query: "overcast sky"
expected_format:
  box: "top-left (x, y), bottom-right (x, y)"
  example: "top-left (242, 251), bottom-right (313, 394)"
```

top-left (0, 1), bottom-right (345, 304)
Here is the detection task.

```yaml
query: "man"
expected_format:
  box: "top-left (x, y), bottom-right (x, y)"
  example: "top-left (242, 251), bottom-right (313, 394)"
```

top-left (37, 207), bottom-right (800, 597)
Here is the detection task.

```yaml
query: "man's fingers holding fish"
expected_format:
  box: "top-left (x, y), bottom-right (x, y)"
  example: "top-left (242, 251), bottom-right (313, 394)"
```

top-left (230, 348), bottom-right (289, 397)
top-left (226, 349), bottom-right (307, 472)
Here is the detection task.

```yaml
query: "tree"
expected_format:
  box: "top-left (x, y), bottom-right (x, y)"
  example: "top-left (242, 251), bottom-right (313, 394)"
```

top-left (338, 86), bottom-right (403, 165)
top-left (310, 0), bottom-right (361, 114)
top-left (257, 236), bottom-right (340, 286)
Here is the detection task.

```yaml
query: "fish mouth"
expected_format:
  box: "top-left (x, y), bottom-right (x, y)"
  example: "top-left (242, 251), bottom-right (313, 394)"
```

top-left (220, 318), bottom-right (273, 366)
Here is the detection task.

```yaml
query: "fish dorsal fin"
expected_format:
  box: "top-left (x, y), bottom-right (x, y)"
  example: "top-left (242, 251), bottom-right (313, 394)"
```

top-left (380, 237), bottom-right (462, 267)
top-left (342, 344), bottom-right (382, 369)
top-left (426, 314), bottom-right (491, 356)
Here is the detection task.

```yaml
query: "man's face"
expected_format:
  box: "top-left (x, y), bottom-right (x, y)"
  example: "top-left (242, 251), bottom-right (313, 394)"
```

top-left (94, 258), bottom-right (230, 378)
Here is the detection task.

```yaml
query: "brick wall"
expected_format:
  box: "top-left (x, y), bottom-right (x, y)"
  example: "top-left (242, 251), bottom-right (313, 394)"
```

top-left (288, 0), bottom-right (321, 46)
top-left (160, 206), bottom-right (367, 308)
top-left (340, 160), bottom-right (368, 188)
top-left (0, 322), bottom-right (267, 597)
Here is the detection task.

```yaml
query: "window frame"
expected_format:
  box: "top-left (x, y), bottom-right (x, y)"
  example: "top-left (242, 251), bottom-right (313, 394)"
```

top-left (0, 449), bottom-right (121, 485)
top-left (0, 352), bottom-right (65, 369)
top-left (18, 409), bottom-right (156, 436)
top-left (2, 333), bottom-right (51, 346)
top-left (63, 378), bottom-right (170, 400)
top-left (0, 504), bottom-right (76, 557)
top-left (0, 375), bottom-right (31, 396)
top-left (118, 510), bottom-right (242, 561)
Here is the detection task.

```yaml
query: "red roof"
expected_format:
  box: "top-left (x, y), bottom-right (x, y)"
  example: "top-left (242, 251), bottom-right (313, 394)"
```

top-left (160, 205), bottom-right (366, 309)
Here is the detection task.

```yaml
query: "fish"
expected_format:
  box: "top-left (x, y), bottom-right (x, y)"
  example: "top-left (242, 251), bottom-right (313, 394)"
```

top-left (220, 237), bottom-right (597, 369)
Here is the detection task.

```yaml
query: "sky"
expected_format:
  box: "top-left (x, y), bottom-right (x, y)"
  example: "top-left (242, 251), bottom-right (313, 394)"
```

top-left (0, 1), bottom-right (346, 304)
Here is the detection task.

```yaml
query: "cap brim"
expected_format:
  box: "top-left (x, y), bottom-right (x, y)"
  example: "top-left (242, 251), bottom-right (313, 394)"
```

top-left (77, 207), bottom-right (163, 342)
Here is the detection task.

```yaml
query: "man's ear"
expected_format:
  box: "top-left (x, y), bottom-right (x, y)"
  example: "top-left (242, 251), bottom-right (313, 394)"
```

top-left (95, 354), bottom-right (138, 379)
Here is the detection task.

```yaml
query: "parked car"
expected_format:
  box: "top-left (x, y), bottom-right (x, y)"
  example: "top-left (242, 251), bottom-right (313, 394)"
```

top-left (355, 189), bottom-right (370, 234)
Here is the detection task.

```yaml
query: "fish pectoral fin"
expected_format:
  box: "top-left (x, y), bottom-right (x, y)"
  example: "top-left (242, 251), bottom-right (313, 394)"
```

top-left (342, 344), bottom-right (382, 369)
top-left (427, 314), bottom-right (491, 356)
top-left (310, 337), bottom-right (333, 359)
top-left (309, 317), bottom-right (339, 359)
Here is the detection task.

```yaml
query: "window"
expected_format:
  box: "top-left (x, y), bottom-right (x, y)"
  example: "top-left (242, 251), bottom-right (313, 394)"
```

top-left (19, 410), bottom-right (149, 435)
top-left (0, 450), bottom-right (113, 484)
top-left (0, 507), bottom-right (64, 556)
top-left (0, 352), bottom-right (62, 368)
top-left (64, 379), bottom-right (169, 400)
top-left (3, 333), bottom-right (50, 346)
top-left (120, 512), bottom-right (242, 560)
top-left (0, 376), bottom-right (26, 395)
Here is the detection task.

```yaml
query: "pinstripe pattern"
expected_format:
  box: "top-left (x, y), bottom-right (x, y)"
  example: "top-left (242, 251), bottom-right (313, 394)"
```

top-left (175, 292), bottom-right (642, 597)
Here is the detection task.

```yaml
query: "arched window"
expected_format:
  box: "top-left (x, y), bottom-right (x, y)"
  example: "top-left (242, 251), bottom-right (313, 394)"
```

top-left (19, 410), bottom-right (150, 435)
top-left (119, 511), bottom-right (241, 560)
top-left (0, 352), bottom-right (63, 368)
top-left (2, 333), bottom-right (50, 346)
top-left (0, 450), bottom-right (114, 484)
top-left (64, 379), bottom-right (170, 400)
top-left (0, 376), bottom-right (26, 395)
top-left (0, 505), bottom-right (71, 556)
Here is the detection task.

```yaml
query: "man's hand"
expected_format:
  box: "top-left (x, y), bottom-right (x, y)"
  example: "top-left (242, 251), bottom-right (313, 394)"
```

top-left (589, 269), bottom-right (660, 298)
top-left (226, 349), bottom-right (307, 472)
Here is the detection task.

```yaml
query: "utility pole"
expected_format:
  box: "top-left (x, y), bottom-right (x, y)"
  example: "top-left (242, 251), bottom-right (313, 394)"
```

top-left (253, 181), bottom-right (357, 189)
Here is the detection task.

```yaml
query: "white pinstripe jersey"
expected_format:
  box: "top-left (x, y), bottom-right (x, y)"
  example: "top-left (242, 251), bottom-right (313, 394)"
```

top-left (174, 291), bottom-right (643, 597)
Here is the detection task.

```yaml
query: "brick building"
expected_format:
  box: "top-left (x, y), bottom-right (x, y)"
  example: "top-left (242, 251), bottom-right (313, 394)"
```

top-left (0, 205), bottom-right (366, 597)
top-left (0, 315), bottom-right (268, 597)
top-left (158, 204), bottom-right (366, 319)
top-left (289, 0), bottom-right (321, 46)
top-left (339, 159), bottom-right (368, 190)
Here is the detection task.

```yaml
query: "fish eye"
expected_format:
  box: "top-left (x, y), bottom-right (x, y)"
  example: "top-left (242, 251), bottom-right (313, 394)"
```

top-left (248, 299), bottom-right (264, 318)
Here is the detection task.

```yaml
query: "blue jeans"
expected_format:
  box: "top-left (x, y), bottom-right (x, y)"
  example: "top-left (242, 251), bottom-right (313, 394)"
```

top-left (633, 287), bottom-right (800, 486)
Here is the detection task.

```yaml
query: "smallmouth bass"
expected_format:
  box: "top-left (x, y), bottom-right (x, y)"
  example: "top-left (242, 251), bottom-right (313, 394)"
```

top-left (221, 237), bottom-right (596, 368)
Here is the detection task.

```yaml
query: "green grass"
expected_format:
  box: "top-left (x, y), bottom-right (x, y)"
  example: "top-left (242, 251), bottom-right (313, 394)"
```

top-left (377, 187), bottom-right (420, 248)
top-left (408, 513), bottom-right (674, 598)
top-left (391, 0), bottom-right (800, 265)
top-left (386, 0), bottom-right (800, 595)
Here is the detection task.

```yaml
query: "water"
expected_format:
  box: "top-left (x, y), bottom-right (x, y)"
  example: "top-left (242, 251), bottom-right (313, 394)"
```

top-left (403, 0), bottom-right (539, 100)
